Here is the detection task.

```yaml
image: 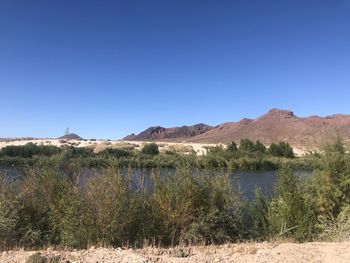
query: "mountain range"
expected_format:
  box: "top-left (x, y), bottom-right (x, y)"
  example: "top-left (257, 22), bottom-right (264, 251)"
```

top-left (123, 109), bottom-right (350, 147)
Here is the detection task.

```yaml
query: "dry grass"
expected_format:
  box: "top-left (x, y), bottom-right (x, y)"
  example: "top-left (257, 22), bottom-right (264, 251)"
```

top-left (172, 144), bottom-right (193, 153)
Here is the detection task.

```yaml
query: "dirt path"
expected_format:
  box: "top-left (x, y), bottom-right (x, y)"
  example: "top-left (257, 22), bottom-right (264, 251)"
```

top-left (1, 242), bottom-right (349, 263)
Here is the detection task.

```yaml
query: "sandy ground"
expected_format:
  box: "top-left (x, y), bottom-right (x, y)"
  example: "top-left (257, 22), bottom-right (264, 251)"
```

top-left (1, 242), bottom-right (350, 263)
top-left (0, 139), bottom-right (225, 156)
top-left (0, 139), bottom-right (311, 156)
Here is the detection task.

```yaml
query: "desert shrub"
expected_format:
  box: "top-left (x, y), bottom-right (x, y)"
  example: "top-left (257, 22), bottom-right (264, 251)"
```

top-left (113, 142), bottom-right (136, 151)
top-left (323, 137), bottom-right (345, 154)
top-left (91, 143), bottom-right (109, 154)
top-left (268, 164), bottom-right (316, 241)
top-left (206, 145), bottom-right (225, 156)
top-left (164, 150), bottom-right (176, 155)
top-left (318, 204), bottom-right (350, 241)
top-left (2, 139), bottom-right (350, 248)
top-left (26, 253), bottom-right (48, 263)
top-left (0, 143), bottom-right (61, 158)
top-left (59, 145), bottom-right (94, 158)
top-left (308, 140), bottom-right (350, 236)
top-left (99, 148), bottom-right (132, 158)
top-left (255, 140), bottom-right (266, 154)
top-left (268, 142), bottom-right (294, 158)
top-left (237, 139), bottom-right (267, 156)
top-left (152, 168), bottom-right (243, 245)
top-left (141, 143), bottom-right (159, 155)
top-left (273, 156), bottom-right (319, 171)
top-left (201, 145), bottom-right (228, 165)
top-left (83, 167), bottom-right (156, 247)
top-left (226, 142), bottom-right (238, 153)
top-left (70, 147), bottom-right (94, 157)
top-left (25, 253), bottom-right (60, 263)
top-left (245, 188), bottom-right (269, 240)
top-left (84, 167), bottom-right (132, 245)
top-left (0, 200), bottom-right (14, 247)
top-left (239, 139), bottom-right (256, 154)
top-left (0, 178), bottom-right (18, 249)
top-left (50, 186), bottom-right (91, 248)
top-left (13, 166), bottom-right (71, 247)
top-left (202, 156), bottom-right (228, 169)
top-left (313, 144), bottom-right (350, 216)
top-left (172, 144), bottom-right (193, 154)
top-left (232, 157), bottom-right (277, 170)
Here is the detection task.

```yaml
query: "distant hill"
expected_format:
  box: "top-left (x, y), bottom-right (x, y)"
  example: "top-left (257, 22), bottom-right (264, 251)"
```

top-left (58, 133), bottom-right (83, 140)
top-left (123, 109), bottom-right (350, 148)
top-left (123, 123), bottom-right (213, 141)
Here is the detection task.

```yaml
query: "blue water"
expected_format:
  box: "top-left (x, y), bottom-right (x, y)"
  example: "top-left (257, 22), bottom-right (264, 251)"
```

top-left (0, 167), bottom-right (312, 199)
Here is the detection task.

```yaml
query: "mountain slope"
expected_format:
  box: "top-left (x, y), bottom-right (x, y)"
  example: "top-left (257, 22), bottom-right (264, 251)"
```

top-left (123, 123), bottom-right (213, 141)
top-left (123, 109), bottom-right (350, 147)
top-left (187, 109), bottom-right (350, 147)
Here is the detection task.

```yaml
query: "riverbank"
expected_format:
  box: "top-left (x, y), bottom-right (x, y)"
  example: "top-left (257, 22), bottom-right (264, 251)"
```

top-left (1, 141), bottom-right (344, 249)
top-left (1, 242), bottom-right (350, 263)
top-left (0, 138), bottom-right (312, 156)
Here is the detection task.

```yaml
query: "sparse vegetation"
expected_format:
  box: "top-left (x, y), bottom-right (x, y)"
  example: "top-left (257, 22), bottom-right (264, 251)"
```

top-left (0, 139), bottom-right (310, 171)
top-left (0, 139), bottom-right (349, 250)
top-left (0, 143), bottom-right (61, 158)
top-left (141, 143), bottom-right (159, 155)
top-left (268, 142), bottom-right (294, 158)
top-left (25, 253), bottom-right (60, 263)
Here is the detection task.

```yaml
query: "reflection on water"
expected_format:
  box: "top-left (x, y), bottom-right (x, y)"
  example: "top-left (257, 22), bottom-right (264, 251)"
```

top-left (232, 170), bottom-right (311, 199)
top-left (0, 167), bottom-right (312, 199)
top-left (231, 170), bottom-right (278, 199)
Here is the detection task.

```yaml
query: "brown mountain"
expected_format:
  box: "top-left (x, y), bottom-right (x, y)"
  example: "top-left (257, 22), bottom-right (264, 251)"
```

top-left (123, 123), bottom-right (213, 141)
top-left (123, 109), bottom-right (350, 148)
top-left (187, 109), bottom-right (350, 147)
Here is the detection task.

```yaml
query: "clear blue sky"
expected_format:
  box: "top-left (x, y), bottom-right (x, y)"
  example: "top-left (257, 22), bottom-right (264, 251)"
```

top-left (1, 0), bottom-right (349, 139)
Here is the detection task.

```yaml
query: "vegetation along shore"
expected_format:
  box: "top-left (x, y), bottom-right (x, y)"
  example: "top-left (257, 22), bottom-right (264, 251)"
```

top-left (1, 138), bottom-right (349, 252)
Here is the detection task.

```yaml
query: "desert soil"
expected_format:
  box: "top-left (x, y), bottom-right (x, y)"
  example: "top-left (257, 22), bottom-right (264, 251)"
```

top-left (1, 242), bottom-right (350, 263)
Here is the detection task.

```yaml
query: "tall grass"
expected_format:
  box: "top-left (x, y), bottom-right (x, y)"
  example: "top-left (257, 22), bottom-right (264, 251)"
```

top-left (151, 168), bottom-right (243, 245)
top-left (0, 162), bottom-right (246, 249)
top-left (0, 140), bottom-right (349, 249)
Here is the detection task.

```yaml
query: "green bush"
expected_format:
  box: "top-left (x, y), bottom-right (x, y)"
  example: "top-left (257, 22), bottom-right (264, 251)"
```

top-left (268, 164), bottom-right (316, 241)
top-left (141, 143), bottom-right (159, 155)
top-left (0, 143), bottom-right (61, 158)
top-left (26, 253), bottom-right (60, 263)
top-left (152, 168), bottom-right (243, 245)
top-left (239, 139), bottom-right (256, 154)
top-left (99, 148), bottom-right (132, 158)
top-left (245, 188), bottom-right (269, 240)
top-left (1, 139), bottom-right (350, 248)
top-left (238, 139), bottom-right (266, 155)
top-left (268, 142), bottom-right (294, 158)
top-left (318, 204), bottom-right (350, 241)
top-left (0, 179), bottom-right (17, 249)
top-left (26, 253), bottom-right (48, 263)
top-left (309, 140), bottom-right (350, 223)
top-left (255, 140), bottom-right (266, 154)
top-left (226, 142), bottom-right (238, 153)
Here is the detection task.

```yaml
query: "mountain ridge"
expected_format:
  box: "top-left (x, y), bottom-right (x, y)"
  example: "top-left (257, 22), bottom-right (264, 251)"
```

top-left (123, 123), bottom-right (213, 141)
top-left (123, 109), bottom-right (350, 147)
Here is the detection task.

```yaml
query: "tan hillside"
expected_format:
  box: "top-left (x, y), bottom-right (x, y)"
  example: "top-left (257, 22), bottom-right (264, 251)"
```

top-left (187, 109), bottom-right (350, 147)
top-left (124, 109), bottom-right (350, 148)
